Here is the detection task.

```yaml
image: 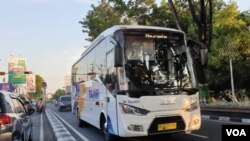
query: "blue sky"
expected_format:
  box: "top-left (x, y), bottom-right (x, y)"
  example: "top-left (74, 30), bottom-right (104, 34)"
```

top-left (0, 0), bottom-right (98, 93)
top-left (0, 0), bottom-right (249, 93)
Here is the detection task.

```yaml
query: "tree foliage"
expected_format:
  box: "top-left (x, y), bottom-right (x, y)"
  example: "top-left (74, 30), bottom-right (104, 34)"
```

top-left (79, 0), bottom-right (128, 41)
top-left (53, 89), bottom-right (66, 100)
top-left (208, 2), bottom-right (250, 94)
top-left (80, 0), bottom-right (250, 96)
top-left (80, 0), bottom-right (155, 41)
top-left (30, 75), bottom-right (44, 100)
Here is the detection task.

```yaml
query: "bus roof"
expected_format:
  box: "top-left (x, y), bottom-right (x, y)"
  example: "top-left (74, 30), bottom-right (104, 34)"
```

top-left (100, 25), bottom-right (183, 37)
top-left (73, 25), bottom-right (184, 66)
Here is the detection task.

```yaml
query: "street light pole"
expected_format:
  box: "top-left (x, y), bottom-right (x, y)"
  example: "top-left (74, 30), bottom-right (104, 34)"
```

top-left (229, 59), bottom-right (237, 102)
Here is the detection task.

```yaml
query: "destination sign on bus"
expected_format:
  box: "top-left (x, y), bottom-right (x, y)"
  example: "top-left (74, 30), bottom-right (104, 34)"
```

top-left (145, 34), bottom-right (168, 39)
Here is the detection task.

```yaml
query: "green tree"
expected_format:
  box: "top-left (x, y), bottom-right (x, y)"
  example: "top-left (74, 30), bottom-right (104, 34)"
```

top-left (239, 10), bottom-right (250, 28)
top-left (137, 0), bottom-right (173, 27)
top-left (79, 0), bottom-right (128, 41)
top-left (31, 75), bottom-right (44, 100)
top-left (80, 0), bottom-right (156, 41)
top-left (208, 2), bottom-right (250, 96)
top-left (53, 89), bottom-right (66, 100)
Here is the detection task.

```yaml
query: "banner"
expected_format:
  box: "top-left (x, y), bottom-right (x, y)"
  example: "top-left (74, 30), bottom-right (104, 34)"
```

top-left (8, 57), bottom-right (26, 73)
top-left (8, 73), bottom-right (26, 84)
top-left (26, 74), bottom-right (36, 93)
top-left (0, 83), bottom-right (13, 92)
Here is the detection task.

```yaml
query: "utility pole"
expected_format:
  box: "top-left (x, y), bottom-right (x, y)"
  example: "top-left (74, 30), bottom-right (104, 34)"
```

top-left (229, 59), bottom-right (237, 102)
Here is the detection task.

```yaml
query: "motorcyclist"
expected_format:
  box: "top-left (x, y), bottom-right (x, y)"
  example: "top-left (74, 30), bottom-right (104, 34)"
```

top-left (36, 99), bottom-right (44, 113)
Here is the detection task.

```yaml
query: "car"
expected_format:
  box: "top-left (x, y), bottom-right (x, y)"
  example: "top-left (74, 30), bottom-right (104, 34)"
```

top-left (58, 95), bottom-right (71, 112)
top-left (0, 90), bottom-right (34, 141)
top-left (18, 96), bottom-right (35, 114)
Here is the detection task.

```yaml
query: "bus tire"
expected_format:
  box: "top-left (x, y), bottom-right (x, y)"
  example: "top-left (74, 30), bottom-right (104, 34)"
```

top-left (100, 115), bottom-right (117, 141)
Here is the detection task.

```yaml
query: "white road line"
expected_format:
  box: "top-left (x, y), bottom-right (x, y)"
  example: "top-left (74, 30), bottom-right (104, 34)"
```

top-left (52, 111), bottom-right (90, 141)
top-left (190, 133), bottom-right (209, 139)
top-left (40, 113), bottom-right (44, 141)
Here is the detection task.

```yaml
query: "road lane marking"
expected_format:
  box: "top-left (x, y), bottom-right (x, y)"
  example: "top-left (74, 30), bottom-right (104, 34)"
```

top-left (40, 113), bottom-right (44, 141)
top-left (190, 133), bottom-right (209, 139)
top-left (52, 110), bottom-right (90, 141)
top-left (46, 109), bottom-right (76, 141)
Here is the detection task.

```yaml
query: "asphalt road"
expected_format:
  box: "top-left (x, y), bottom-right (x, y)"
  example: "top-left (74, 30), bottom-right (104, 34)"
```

top-left (48, 103), bottom-right (249, 141)
top-left (30, 109), bottom-right (54, 141)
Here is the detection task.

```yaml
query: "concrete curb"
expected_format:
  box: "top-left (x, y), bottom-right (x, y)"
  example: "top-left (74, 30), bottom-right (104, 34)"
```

top-left (202, 115), bottom-right (250, 124)
top-left (45, 109), bottom-right (77, 141)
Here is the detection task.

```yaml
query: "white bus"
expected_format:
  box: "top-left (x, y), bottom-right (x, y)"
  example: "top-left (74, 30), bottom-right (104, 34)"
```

top-left (71, 25), bottom-right (207, 140)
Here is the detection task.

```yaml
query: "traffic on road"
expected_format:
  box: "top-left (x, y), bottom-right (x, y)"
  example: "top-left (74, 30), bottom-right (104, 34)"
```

top-left (15, 102), bottom-right (248, 141)
top-left (0, 1), bottom-right (249, 141)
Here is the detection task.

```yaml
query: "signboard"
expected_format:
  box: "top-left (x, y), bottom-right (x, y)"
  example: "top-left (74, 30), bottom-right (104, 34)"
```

top-left (0, 83), bottom-right (13, 92)
top-left (26, 74), bottom-right (36, 93)
top-left (8, 73), bottom-right (26, 84)
top-left (8, 56), bottom-right (27, 85)
top-left (8, 57), bottom-right (26, 73)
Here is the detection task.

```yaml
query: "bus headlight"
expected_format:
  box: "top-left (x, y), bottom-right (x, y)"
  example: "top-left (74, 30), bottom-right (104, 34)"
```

top-left (119, 103), bottom-right (150, 116)
top-left (184, 101), bottom-right (198, 112)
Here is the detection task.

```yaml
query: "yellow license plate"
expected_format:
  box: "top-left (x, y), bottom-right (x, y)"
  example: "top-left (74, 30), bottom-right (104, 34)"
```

top-left (157, 122), bottom-right (177, 131)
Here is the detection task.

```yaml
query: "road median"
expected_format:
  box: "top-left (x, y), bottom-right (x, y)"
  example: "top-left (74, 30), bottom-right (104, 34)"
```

top-left (201, 106), bottom-right (250, 123)
top-left (45, 109), bottom-right (77, 141)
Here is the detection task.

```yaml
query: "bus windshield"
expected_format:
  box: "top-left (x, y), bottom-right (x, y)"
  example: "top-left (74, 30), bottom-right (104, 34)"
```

top-left (121, 30), bottom-right (195, 94)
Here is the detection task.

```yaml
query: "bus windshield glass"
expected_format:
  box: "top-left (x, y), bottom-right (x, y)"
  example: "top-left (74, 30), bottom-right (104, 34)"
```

top-left (122, 30), bottom-right (194, 93)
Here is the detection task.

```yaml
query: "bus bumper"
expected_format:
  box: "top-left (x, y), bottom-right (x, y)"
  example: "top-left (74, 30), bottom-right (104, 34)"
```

top-left (117, 109), bottom-right (201, 137)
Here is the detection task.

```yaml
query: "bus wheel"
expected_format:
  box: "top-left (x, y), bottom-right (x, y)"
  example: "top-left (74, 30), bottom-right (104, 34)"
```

top-left (100, 116), bottom-right (116, 141)
top-left (77, 111), bottom-right (85, 127)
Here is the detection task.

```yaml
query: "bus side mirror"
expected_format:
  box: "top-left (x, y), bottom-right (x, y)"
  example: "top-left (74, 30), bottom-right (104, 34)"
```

top-left (187, 40), bottom-right (208, 67)
top-left (111, 37), bottom-right (123, 67)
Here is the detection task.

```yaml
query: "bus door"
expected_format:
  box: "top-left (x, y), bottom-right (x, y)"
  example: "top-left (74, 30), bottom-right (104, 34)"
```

top-left (105, 48), bottom-right (118, 135)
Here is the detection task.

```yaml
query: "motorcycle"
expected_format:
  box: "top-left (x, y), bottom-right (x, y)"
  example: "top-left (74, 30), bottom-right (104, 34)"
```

top-left (36, 101), bottom-right (44, 114)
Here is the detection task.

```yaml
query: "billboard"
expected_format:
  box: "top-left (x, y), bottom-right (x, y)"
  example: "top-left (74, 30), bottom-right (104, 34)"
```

top-left (0, 83), bottom-right (13, 92)
top-left (8, 57), bottom-right (26, 73)
top-left (8, 56), bottom-right (27, 85)
top-left (8, 73), bottom-right (26, 84)
top-left (26, 74), bottom-right (36, 93)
